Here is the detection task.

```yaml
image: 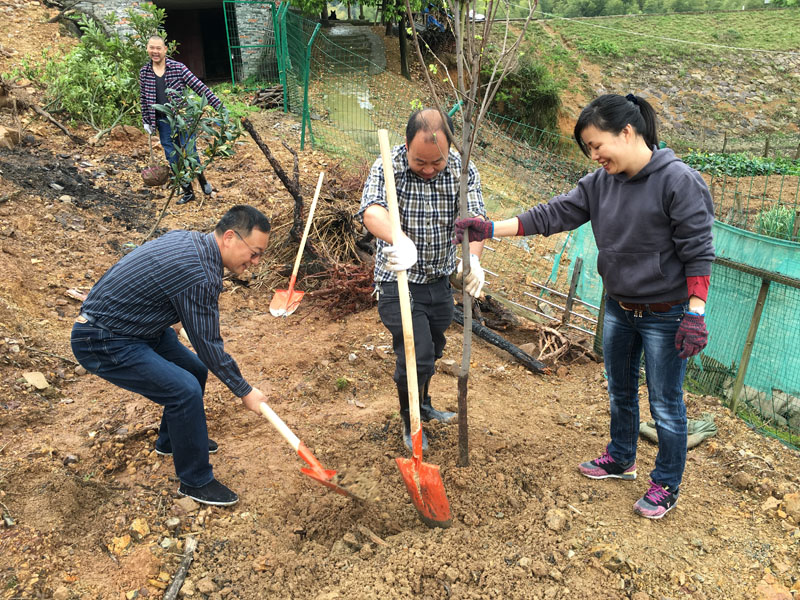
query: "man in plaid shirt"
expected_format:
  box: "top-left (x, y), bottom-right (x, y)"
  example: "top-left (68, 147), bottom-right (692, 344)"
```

top-left (357, 108), bottom-right (488, 451)
top-left (140, 35), bottom-right (224, 205)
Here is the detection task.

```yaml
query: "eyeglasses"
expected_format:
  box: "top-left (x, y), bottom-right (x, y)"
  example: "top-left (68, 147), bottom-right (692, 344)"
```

top-left (234, 230), bottom-right (264, 260)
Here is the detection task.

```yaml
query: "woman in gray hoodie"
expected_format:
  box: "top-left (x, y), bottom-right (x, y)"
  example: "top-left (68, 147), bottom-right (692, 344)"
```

top-left (454, 93), bottom-right (714, 519)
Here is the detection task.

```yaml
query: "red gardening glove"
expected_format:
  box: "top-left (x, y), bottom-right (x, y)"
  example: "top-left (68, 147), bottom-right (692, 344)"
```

top-left (453, 217), bottom-right (494, 244)
top-left (675, 312), bottom-right (708, 359)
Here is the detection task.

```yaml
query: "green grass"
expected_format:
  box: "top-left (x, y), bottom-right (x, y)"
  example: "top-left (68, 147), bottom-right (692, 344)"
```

top-left (545, 9), bottom-right (800, 60)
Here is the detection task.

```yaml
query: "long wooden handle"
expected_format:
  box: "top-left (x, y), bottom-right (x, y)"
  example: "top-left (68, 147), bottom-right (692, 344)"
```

top-left (287, 171), bottom-right (324, 289)
top-left (259, 402), bottom-right (300, 451)
top-left (378, 130), bottom-right (422, 453)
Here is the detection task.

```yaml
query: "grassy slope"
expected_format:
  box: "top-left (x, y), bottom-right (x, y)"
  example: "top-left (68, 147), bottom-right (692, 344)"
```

top-left (520, 9), bottom-right (800, 152)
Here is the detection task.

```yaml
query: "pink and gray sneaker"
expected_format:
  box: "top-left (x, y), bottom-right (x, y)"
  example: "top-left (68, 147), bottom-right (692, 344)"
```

top-left (578, 448), bottom-right (637, 480)
top-left (633, 481), bottom-right (679, 519)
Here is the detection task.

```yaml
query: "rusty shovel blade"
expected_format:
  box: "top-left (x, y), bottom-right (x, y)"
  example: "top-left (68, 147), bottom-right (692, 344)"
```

top-left (268, 288), bottom-right (304, 317)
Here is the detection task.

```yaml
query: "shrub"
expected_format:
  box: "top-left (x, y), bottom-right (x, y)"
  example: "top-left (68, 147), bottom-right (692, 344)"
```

top-left (683, 151), bottom-right (800, 176)
top-left (482, 54), bottom-right (561, 133)
top-left (754, 205), bottom-right (796, 241)
top-left (41, 3), bottom-right (173, 132)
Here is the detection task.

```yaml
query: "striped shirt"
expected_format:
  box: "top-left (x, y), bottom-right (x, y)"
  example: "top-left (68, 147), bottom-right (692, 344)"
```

top-left (139, 58), bottom-right (223, 129)
top-left (81, 231), bottom-right (251, 397)
top-left (357, 144), bottom-right (486, 284)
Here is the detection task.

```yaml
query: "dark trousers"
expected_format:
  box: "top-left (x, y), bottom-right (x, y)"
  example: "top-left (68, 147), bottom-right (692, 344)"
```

top-left (71, 322), bottom-right (212, 487)
top-left (377, 277), bottom-right (454, 404)
top-left (156, 117), bottom-right (198, 172)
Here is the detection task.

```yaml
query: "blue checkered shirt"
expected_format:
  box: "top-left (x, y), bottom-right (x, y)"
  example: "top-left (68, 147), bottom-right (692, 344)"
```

top-left (357, 144), bottom-right (486, 284)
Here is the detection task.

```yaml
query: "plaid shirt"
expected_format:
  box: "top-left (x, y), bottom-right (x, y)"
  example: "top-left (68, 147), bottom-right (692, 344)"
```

top-left (139, 58), bottom-right (222, 129)
top-left (357, 143), bottom-right (485, 284)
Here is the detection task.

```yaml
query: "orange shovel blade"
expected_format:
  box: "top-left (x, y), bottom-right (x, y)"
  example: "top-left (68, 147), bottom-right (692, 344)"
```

top-left (300, 466), bottom-right (360, 499)
top-left (395, 456), bottom-right (452, 528)
top-left (269, 288), bottom-right (305, 317)
top-left (297, 442), bottom-right (364, 501)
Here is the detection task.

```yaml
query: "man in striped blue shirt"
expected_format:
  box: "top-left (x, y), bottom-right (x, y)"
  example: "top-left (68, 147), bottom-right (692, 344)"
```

top-left (140, 35), bottom-right (223, 205)
top-left (71, 206), bottom-right (271, 506)
top-left (357, 108), bottom-right (488, 452)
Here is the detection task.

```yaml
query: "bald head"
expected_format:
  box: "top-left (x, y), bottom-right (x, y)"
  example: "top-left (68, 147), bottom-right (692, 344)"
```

top-left (405, 108), bottom-right (454, 147)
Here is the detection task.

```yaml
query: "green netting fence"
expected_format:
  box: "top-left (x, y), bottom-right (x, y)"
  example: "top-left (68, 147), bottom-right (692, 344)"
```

top-left (230, 6), bottom-right (800, 446)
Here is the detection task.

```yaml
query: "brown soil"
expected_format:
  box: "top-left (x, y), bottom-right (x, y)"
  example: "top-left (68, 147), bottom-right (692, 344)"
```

top-left (2, 5), bottom-right (800, 600)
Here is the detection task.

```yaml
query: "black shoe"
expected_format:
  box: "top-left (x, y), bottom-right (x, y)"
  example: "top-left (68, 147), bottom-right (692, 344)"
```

top-left (155, 438), bottom-right (218, 457)
top-left (420, 378), bottom-right (457, 423)
top-left (177, 190), bottom-right (195, 205)
top-left (197, 173), bottom-right (213, 195)
top-left (401, 411), bottom-right (428, 453)
top-left (177, 183), bottom-right (195, 205)
top-left (178, 478), bottom-right (238, 506)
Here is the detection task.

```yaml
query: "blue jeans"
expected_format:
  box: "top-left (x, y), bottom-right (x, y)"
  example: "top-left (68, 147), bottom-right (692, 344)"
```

top-left (71, 322), bottom-right (212, 487)
top-left (156, 117), bottom-right (198, 171)
top-left (603, 297), bottom-right (688, 490)
top-left (377, 277), bottom-right (453, 392)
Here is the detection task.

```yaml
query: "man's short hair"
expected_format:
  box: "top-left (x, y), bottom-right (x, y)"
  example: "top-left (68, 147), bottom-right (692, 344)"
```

top-left (147, 35), bottom-right (166, 46)
top-left (405, 109), bottom-right (455, 146)
top-left (215, 205), bottom-right (271, 236)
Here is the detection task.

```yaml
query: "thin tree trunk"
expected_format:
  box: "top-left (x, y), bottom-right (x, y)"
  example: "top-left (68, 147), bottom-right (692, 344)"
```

top-left (399, 13), bottom-right (410, 80)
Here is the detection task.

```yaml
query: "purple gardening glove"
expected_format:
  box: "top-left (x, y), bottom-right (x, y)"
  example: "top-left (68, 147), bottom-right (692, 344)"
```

top-left (675, 312), bottom-right (708, 359)
top-left (453, 217), bottom-right (494, 244)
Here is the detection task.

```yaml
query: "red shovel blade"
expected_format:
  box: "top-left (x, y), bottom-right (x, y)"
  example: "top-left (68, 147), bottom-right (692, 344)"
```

top-left (269, 288), bottom-right (305, 317)
top-left (395, 429), bottom-right (452, 529)
top-left (297, 443), bottom-right (365, 501)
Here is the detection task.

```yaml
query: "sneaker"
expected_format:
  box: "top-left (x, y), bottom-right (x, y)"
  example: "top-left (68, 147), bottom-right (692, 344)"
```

top-left (155, 438), bottom-right (218, 457)
top-left (178, 479), bottom-right (238, 506)
top-left (633, 481), bottom-right (679, 519)
top-left (578, 448), bottom-right (636, 480)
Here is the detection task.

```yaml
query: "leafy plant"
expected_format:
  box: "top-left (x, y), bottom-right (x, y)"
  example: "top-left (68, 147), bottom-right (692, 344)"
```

top-left (683, 151), bottom-right (800, 176)
top-left (754, 205), bottom-right (796, 241)
top-left (39, 3), bottom-right (173, 134)
top-left (481, 55), bottom-right (561, 133)
top-left (335, 376), bottom-right (350, 391)
top-left (142, 90), bottom-right (243, 242)
top-left (210, 83), bottom-right (260, 120)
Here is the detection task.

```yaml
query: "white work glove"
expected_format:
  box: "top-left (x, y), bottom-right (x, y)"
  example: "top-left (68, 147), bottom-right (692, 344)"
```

top-left (382, 233), bottom-right (417, 272)
top-left (143, 123), bottom-right (153, 135)
top-left (457, 253), bottom-right (485, 298)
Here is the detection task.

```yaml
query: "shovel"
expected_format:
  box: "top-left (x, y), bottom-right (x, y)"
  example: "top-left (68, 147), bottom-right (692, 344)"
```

top-left (269, 171), bottom-right (324, 317)
top-left (378, 129), bottom-right (452, 529)
top-left (258, 402), bottom-right (362, 500)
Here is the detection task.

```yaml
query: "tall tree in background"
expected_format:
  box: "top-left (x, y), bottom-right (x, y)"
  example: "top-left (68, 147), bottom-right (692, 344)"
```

top-left (403, 0), bottom-right (537, 465)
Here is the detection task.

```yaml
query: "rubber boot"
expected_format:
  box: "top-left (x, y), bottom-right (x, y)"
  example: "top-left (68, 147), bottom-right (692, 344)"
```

top-left (398, 385), bottom-right (428, 453)
top-left (177, 182), bottom-right (195, 205)
top-left (197, 172), bottom-right (212, 195)
top-left (420, 376), bottom-right (456, 423)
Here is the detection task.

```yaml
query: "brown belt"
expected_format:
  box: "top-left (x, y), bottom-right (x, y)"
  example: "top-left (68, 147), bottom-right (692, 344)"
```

top-left (618, 299), bottom-right (686, 313)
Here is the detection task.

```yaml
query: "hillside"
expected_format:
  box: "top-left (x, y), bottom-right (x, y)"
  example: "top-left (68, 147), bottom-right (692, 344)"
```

top-left (525, 9), bottom-right (800, 152)
top-left (2, 3), bottom-right (800, 600)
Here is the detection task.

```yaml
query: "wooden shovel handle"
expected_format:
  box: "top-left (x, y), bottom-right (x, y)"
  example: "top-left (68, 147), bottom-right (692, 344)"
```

top-left (378, 130), bottom-right (422, 453)
top-left (287, 171), bottom-right (324, 292)
top-left (259, 402), bottom-right (300, 451)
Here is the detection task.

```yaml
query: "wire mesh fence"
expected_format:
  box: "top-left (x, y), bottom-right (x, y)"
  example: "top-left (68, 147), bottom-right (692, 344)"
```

top-left (223, 0), bottom-right (281, 87)
top-left (228, 5), bottom-right (800, 446)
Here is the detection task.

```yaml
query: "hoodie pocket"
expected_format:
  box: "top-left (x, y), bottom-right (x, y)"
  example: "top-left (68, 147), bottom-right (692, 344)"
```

top-left (597, 250), bottom-right (665, 297)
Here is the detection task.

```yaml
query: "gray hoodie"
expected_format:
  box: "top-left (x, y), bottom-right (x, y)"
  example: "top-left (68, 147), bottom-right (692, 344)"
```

top-left (517, 148), bottom-right (715, 304)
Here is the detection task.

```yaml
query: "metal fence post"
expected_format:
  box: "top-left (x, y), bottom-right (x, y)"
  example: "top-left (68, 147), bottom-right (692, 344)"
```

top-left (300, 22), bottom-right (320, 150)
